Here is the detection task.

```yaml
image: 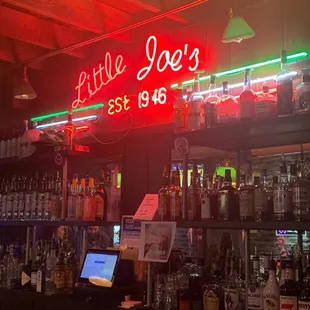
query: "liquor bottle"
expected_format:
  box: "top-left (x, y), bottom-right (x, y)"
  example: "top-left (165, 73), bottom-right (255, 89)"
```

top-left (50, 171), bottom-right (62, 220)
top-left (280, 260), bottom-right (298, 310)
top-left (174, 85), bottom-right (187, 132)
top-left (31, 250), bottom-right (41, 291)
top-left (83, 178), bottom-right (96, 221)
top-left (202, 75), bottom-right (219, 128)
top-left (255, 85), bottom-right (277, 118)
top-left (218, 169), bottom-right (239, 221)
top-left (11, 132), bottom-right (17, 157)
top-left (6, 180), bottom-right (13, 219)
top-left (21, 260), bottom-right (32, 291)
top-left (187, 165), bottom-right (201, 220)
top-left (76, 179), bottom-right (84, 220)
top-left (67, 176), bottom-right (77, 220)
top-left (36, 259), bottom-right (46, 294)
top-left (238, 257), bottom-right (246, 310)
top-left (188, 73), bottom-right (203, 130)
top-left (45, 248), bottom-right (57, 295)
top-left (177, 280), bottom-right (191, 310)
top-left (248, 253), bottom-right (264, 310)
top-left (254, 176), bottom-right (268, 221)
top-left (95, 171), bottom-right (106, 220)
top-left (54, 252), bottom-right (66, 291)
top-left (170, 169), bottom-right (182, 221)
top-left (298, 263), bottom-right (310, 309)
top-left (276, 50), bottom-right (293, 116)
top-left (190, 276), bottom-right (203, 310)
top-left (63, 109), bottom-right (76, 149)
top-left (158, 167), bottom-right (170, 221)
top-left (201, 175), bottom-right (218, 220)
top-left (201, 174), bottom-right (211, 220)
top-left (43, 173), bottom-right (51, 220)
top-left (294, 72), bottom-right (310, 113)
top-left (12, 176), bottom-right (19, 220)
top-left (31, 174), bottom-right (38, 219)
top-left (290, 163), bottom-right (309, 221)
top-left (18, 176), bottom-right (26, 219)
top-left (217, 81), bottom-right (239, 124)
top-left (6, 132), bottom-right (12, 158)
top-left (202, 260), bottom-right (222, 310)
top-left (1, 180), bottom-right (7, 219)
top-left (65, 250), bottom-right (78, 291)
top-left (37, 174), bottom-right (44, 220)
top-left (224, 256), bottom-right (239, 310)
top-left (0, 132), bottom-right (6, 159)
top-left (273, 161), bottom-right (293, 221)
top-left (263, 259), bottom-right (280, 310)
top-left (239, 69), bottom-right (256, 120)
top-left (239, 172), bottom-right (255, 221)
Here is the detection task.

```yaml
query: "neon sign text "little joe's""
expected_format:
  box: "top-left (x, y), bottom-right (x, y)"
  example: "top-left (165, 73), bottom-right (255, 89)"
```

top-left (71, 35), bottom-right (201, 109)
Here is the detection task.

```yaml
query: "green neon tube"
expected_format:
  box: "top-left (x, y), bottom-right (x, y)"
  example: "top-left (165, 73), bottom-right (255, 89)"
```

top-left (31, 103), bottom-right (104, 122)
top-left (171, 51), bottom-right (308, 88)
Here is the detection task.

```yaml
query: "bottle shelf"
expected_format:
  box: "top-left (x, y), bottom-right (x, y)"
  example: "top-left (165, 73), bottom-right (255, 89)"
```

top-left (0, 219), bottom-right (119, 227)
top-left (176, 113), bottom-right (310, 151)
top-left (176, 220), bottom-right (310, 230)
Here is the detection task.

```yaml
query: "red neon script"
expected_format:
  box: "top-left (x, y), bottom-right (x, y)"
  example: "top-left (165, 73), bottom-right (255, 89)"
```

top-left (108, 95), bottom-right (130, 115)
top-left (72, 53), bottom-right (126, 109)
top-left (137, 35), bottom-right (200, 81)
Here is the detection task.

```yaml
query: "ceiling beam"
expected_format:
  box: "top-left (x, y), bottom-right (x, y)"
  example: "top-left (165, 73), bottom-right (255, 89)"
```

top-left (0, 6), bottom-right (86, 58)
top-left (123, 0), bottom-right (188, 23)
top-left (0, 37), bottom-right (43, 69)
top-left (2, 0), bottom-right (105, 34)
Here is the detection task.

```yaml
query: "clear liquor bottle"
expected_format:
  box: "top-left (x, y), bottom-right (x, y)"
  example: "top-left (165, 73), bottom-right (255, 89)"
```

top-left (18, 176), bottom-right (26, 219)
top-left (12, 176), bottom-right (19, 220)
top-left (201, 174), bottom-right (218, 220)
top-left (218, 169), bottom-right (239, 221)
top-left (50, 172), bottom-right (62, 220)
top-left (158, 167), bottom-right (170, 221)
top-left (290, 163), bottom-right (310, 221)
top-left (174, 85), bottom-right (187, 132)
top-left (224, 256), bottom-right (240, 310)
top-left (170, 169), bottom-right (182, 221)
top-left (239, 172), bottom-right (255, 221)
top-left (202, 75), bottom-right (219, 128)
top-left (254, 176), bottom-right (268, 221)
top-left (31, 174), bottom-right (39, 220)
top-left (188, 73), bottom-right (203, 130)
top-left (217, 81), bottom-right (239, 124)
top-left (263, 258), bottom-right (280, 310)
top-left (294, 72), bottom-right (310, 113)
top-left (187, 165), bottom-right (201, 221)
top-left (273, 161), bottom-right (293, 221)
top-left (239, 69), bottom-right (256, 120)
top-left (280, 260), bottom-right (298, 310)
top-left (6, 179), bottom-right (13, 220)
top-left (248, 254), bottom-right (264, 310)
top-left (255, 85), bottom-right (277, 118)
top-left (276, 50), bottom-right (293, 116)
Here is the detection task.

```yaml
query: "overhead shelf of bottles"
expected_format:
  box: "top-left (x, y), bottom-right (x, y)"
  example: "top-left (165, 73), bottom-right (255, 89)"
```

top-left (176, 113), bottom-right (310, 151)
top-left (176, 220), bottom-right (309, 230)
top-left (0, 220), bottom-right (118, 227)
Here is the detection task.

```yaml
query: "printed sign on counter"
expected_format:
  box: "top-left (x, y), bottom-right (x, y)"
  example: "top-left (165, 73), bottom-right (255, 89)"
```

top-left (120, 215), bottom-right (141, 248)
top-left (133, 194), bottom-right (158, 221)
top-left (138, 221), bottom-right (176, 263)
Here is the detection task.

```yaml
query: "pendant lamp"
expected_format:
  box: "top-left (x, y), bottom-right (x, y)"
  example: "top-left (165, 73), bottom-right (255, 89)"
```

top-left (14, 66), bottom-right (37, 100)
top-left (222, 8), bottom-right (255, 43)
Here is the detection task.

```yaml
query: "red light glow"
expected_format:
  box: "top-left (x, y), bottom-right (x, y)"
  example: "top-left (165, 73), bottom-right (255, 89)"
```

top-left (137, 35), bottom-right (200, 81)
top-left (76, 125), bottom-right (89, 132)
top-left (72, 53), bottom-right (126, 109)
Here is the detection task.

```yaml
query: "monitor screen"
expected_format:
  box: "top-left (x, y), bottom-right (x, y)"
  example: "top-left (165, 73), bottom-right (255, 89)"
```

top-left (80, 250), bottom-right (119, 283)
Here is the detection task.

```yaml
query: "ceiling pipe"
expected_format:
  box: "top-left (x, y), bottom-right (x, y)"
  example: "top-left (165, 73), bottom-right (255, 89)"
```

top-left (22, 0), bottom-right (207, 66)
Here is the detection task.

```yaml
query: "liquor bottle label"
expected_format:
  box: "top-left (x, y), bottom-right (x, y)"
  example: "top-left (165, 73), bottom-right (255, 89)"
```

top-left (179, 300), bottom-right (190, 310)
top-left (298, 301), bottom-right (310, 310)
top-left (203, 289), bottom-right (219, 310)
top-left (264, 293), bottom-right (279, 310)
top-left (201, 195), bottom-right (211, 219)
top-left (54, 270), bottom-right (65, 289)
top-left (36, 270), bottom-right (42, 293)
top-left (254, 189), bottom-right (267, 212)
top-left (239, 192), bottom-right (254, 217)
top-left (224, 289), bottom-right (238, 310)
top-left (273, 189), bottom-right (292, 213)
top-left (219, 194), bottom-right (228, 219)
top-left (21, 271), bottom-right (31, 286)
top-left (248, 285), bottom-right (263, 310)
top-left (280, 295), bottom-right (297, 310)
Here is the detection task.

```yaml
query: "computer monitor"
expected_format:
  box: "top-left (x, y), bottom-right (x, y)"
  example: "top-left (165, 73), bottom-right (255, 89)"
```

top-left (78, 249), bottom-right (121, 287)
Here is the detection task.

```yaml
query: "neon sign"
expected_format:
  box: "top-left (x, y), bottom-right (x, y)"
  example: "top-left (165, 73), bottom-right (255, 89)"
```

top-left (107, 87), bottom-right (168, 116)
top-left (72, 53), bottom-right (126, 109)
top-left (137, 35), bottom-right (200, 81)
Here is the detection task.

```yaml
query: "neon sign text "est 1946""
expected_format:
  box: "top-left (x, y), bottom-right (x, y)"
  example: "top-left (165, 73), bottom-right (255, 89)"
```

top-left (72, 53), bottom-right (126, 109)
top-left (137, 35), bottom-right (200, 81)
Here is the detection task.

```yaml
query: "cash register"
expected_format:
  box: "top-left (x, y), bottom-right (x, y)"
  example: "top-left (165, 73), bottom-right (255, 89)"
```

top-left (75, 249), bottom-right (135, 306)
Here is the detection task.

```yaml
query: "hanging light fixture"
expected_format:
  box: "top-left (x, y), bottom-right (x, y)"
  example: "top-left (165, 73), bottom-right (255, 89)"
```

top-left (14, 66), bottom-right (37, 100)
top-left (222, 8), bottom-right (255, 43)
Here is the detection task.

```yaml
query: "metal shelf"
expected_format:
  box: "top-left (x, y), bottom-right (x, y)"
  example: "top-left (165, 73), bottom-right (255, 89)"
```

top-left (0, 220), bottom-right (119, 227)
top-left (176, 113), bottom-right (310, 151)
top-left (176, 220), bottom-right (310, 230)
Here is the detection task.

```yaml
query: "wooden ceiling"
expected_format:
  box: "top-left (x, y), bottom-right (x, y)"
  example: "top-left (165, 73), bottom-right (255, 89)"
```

top-left (0, 0), bottom-right (210, 70)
